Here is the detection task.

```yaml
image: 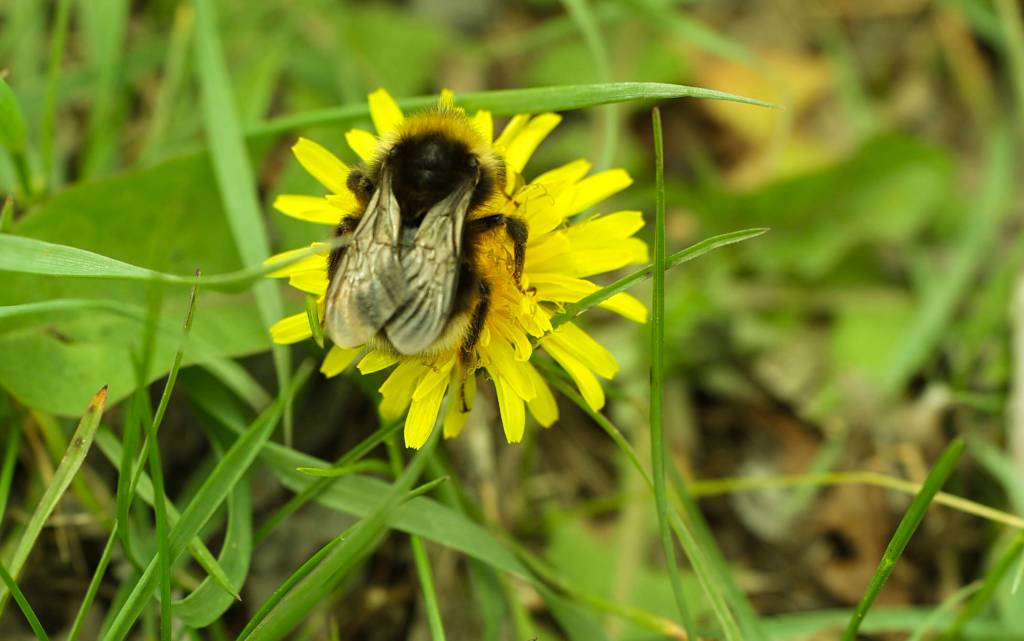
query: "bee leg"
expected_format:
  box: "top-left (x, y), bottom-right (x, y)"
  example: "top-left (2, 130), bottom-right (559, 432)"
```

top-left (346, 167), bottom-right (375, 206)
top-left (458, 279), bottom-right (490, 412)
top-left (327, 216), bottom-right (360, 280)
top-left (466, 215), bottom-right (529, 285)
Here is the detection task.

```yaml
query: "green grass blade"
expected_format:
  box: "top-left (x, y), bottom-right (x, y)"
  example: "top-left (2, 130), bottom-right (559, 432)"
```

top-left (880, 132), bottom-right (1014, 396)
top-left (0, 561), bottom-right (49, 641)
top-left (386, 438), bottom-right (446, 641)
top-left (244, 432), bottom-right (440, 641)
top-left (0, 386), bottom-right (107, 614)
top-left (95, 427), bottom-right (240, 600)
top-left (191, 0), bottom-right (292, 443)
top-left (561, 0), bottom-right (617, 169)
top-left (236, 531), bottom-right (348, 640)
top-left (67, 525), bottom-right (118, 641)
top-left (0, 416), bottom-right (20, 531)
top-left (250, 82), bottom-right (776, 137)
top-left (0, 196), bottom-right (13, 232)
top-left (253, 419), bottom-right (403, 546)
top-left (538, 367), bottom-right (744, 638)
top-left (842, 437), bottom-right (966, 640)
top-left (171, 478), bottom-right (251, 627)
top-left (667, 465), bottom-right (770, 641)
top-left (995, 0), bottom-right (1024, 128)
top-left (78, 0), bottom-right (128, 178)
top-left (940, 532), bottom-right (1024, 640)
top-left (907, 581), bottom-right (982, 641)
top-left (99, 363), bottom-right (312, 641)
top-left (0, 233), bottom-right (339, 290)
top-left (140, 4), bottom-right (194, 162)
top-left (39, 0), bottom-right (72, 188)
top-left (549, 227), bottom-right (768, 330)
top-left (649, 106), bottom-right (694, 636)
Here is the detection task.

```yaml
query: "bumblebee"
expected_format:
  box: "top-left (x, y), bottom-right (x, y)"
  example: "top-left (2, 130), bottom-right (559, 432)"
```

top-left (324, 107), bottom-right (527, 364)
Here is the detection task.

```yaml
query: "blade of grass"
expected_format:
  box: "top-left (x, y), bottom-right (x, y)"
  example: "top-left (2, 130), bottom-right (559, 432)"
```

top-left (1, 196), bottom-right (13, 232)
top-left (66, 524), bottom-right (118, 641)
top-left (140, 4), bottom-right (194, 162)
top-left (78, 0), bottom-right (128, 178)
top-left (0, 561), bottom-right (49, 641)
top-left (0, 233), bottom-right (342, 290)
top-left (250, 82), bottom-right (776, 138)
top-left (243, 431), bottom-right (440, 641)
top-left (0, 386), bottom-right (107, 614)
top-left (842, 437), bottom-right (966, 640)
top-left (539, 366), bottom-right (744, 639)
top-left (95, 427), bottom-right (247, 598)
top-left (561, 0), bottom-right (618, 170)
top-left (386, 438), bottom-right (446, 641)
top-left (0, 416), bottom-right (20, 531)
top-left (171, 472), bottom-right (251, 627)
top-left (99, 362), bottom-right (313, 641)
top-left (880, 131), bottom-right (1013, 396)
top-left (650, 107), bottom-right (695, 636)
top-left (253, 419), bottom-right (403, 546)
top-left (238, 477), bottom-right (441, 640)
top-left (191, 0), bottom-right (292, 444)
top-left (995, 0), bottom-right (1024, 129)
top-left (907, 580), bottom-right (982, 641)
top-left (940, 531), bottom-right (1024, 640)
top-left (39, 0), bottom-right (72, 189)
top-left (144, 282), bottom-right (201, 641)
top-left (548, 227), bottom-right (768, 330)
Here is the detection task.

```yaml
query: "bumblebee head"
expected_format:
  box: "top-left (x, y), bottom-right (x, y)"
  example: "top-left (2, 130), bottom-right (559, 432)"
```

top-left (378, 109), bottom-right (505, 223)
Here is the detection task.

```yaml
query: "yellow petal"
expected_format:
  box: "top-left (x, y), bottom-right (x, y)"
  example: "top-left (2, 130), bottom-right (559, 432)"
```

top-left (412, 358), bottom-right (455, 401)
top-left (543, 340), bottom-right (605, 411)
top-left (569, 239), bottom-right (649, 277)
top-left (292, 138), bottom-right (350, 194)
top-left (357, 350), bottom-right (399, 374)
top-left (494, 376), bottom-right (526, 443)
top-left (439, 88), bottom-right (456, 109)
top-left (369, 89), bottom-right (404, 137)
top-left (325, 191), bottom-right (359, 214)
top-left (320, 345), bottom-right (363, 377)
top-left (570, 210), bottom-right (645, 241)
top-left (288, 269), bottom-right (329, 295)
top-left (273, 195), bottom-right (345, 225)
top-left (443, 371), bottom-right (476, 439)
top-left (547, 322), bottom-right (619, 379)
top-left (524, 364), bottom-right (558, 428)
top-left (532, 159), bottom-right (591, 185)
top-left (379, 361), bottom-right (426, 420)
top-left (269, 312), bottom-right (313, 345)
top-left (494, 114), bottom-right (530, 149)
top-left (264, 246), bottom-right (320, 278)
top-left (470, 110), bottom-right (493, 143)
top-left (481, 338), bottom-right (535, 401)
top-left (599, 292), bottom-right (648, 323)
top-left (345, 128), bottom-right (379, 163)
top-left (503, 113), bottom-right (562, 174)
top-left (405, 377), bottom-right (447, 448)
top-left (566, 169), bottom-right (633, 216)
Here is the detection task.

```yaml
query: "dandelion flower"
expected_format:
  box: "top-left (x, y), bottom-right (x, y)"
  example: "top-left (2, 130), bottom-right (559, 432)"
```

top-left (267, 88), bottom-right (647, 448)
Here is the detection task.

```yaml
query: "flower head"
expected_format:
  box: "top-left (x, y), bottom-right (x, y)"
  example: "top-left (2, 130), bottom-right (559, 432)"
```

top-left (267, 89), bottom-right (647, 448)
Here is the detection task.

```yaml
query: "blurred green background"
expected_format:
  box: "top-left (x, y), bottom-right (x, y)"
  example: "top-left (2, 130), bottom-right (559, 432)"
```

top-left (2, 0), bottom-right (1024, 639)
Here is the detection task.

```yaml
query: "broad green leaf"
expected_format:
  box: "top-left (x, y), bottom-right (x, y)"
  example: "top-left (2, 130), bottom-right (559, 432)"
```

top-left (0, 153), bottom-right (274, 415)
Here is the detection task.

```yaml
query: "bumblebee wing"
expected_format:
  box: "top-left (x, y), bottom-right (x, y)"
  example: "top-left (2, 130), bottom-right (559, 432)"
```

top-left (385, 179), bottom-right (477, 354)
top-left (324, 169), bottom-right (408, 348)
